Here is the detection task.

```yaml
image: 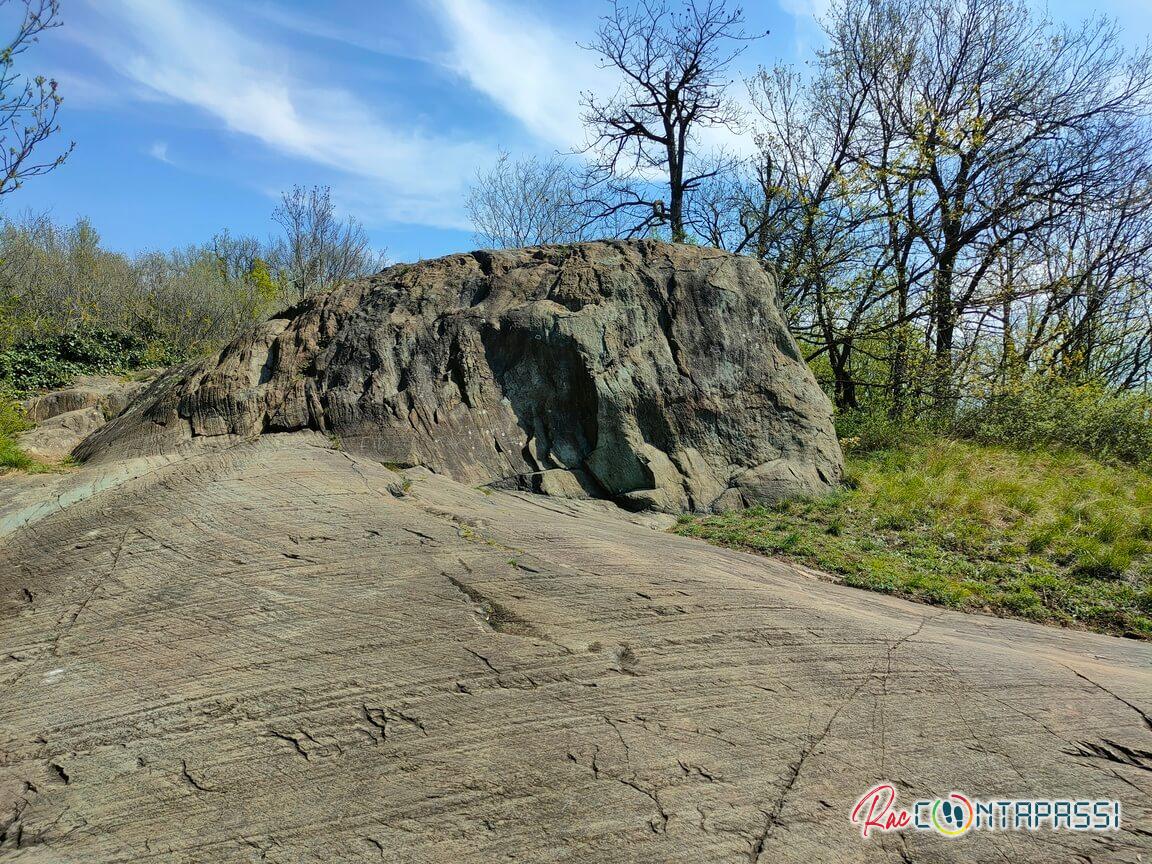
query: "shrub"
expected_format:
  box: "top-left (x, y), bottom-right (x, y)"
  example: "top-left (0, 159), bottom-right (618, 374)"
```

top-left (0, 384), bottom-right (34, 469)
top-left (0, 327), bottom-right (183, 393)
top-left (954, 378), bottom-right (1152, 466)
top-left (835, 408), bottom-right (934, 453)
top-left (0, 213), bottom-right (290, 365)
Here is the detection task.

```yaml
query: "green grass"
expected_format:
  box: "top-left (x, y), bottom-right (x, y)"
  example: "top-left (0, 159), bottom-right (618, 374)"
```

top-left (676, 439), bottom-right (1152, 638)
top-left (0, 391), bottom-right (37, 470)
top-left (0, 390), bottom-right (62, 473)
top-left (0, 437), bottom-right (36, 470)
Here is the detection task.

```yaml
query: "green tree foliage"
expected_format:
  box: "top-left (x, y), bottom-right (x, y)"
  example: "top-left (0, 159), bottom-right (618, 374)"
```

top-left (0, 214), bottom-right (287, 393)
top-left (740, 0), bottom-right (1152, 413)
top-left (0, 198), bottom-right (386, 396)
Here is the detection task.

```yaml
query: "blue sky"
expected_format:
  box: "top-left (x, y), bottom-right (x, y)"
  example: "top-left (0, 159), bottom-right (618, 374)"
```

top-left (4, 0), bottom-right (1150, 263)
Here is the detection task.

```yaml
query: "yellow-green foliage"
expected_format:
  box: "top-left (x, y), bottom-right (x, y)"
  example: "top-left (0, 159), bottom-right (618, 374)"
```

top-left (677, 439), bottom-right (1152, 638)
top-left (954, 379), bottom-right (1152, 467)
top-left (247, 257), bottom-right (280, 304)
top-left (0, 214), bottom-right (287, 362)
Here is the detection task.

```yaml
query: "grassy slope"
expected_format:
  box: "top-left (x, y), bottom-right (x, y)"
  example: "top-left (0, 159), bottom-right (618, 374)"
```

top-left (676, 440), bottom-right (1152, 638)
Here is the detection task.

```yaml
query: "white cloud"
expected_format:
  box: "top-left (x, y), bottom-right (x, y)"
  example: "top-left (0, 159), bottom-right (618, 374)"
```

top-left (775, 0), bottom-right (831, 57)
top-left (81, 0), bottom-right (495, 230)
top-left (430, 0), bottom-right (610, 148)
top-left (430, 0), bottom-right (758, 162)
top-left (251, 4), bottom-right (435, 65)
top-left (147, 140), bottom-right (171, 163)
top-left (777, 0), bottom-right (832, 21)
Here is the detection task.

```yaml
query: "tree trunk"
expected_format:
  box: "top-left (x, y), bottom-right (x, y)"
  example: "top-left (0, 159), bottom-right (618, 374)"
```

top-left (1001, 292), bottom-right (1013, 387)
top-left (931, 234), bottom-right (961, 412)
top-left (668, 156), bottom-right (685, 242)
top-left (889, 283), bottom-right (909, 419)
top-left (829, 340), bottom-right (859, 411)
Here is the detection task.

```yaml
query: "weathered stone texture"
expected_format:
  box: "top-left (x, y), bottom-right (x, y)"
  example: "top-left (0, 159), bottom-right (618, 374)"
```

top-left (78, 241), bottom-right (842, 511)
top-left (1, 438), bottom-right (1148, 863)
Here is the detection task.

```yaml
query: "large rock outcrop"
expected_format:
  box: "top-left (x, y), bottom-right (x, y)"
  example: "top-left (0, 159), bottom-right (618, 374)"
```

top-left (77, 241), bottom-right (842, 511)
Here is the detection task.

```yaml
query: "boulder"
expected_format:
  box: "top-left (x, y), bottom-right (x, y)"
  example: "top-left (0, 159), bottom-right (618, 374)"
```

top-left (22, 373), bottom-right (155, 423)
top-left (77, 241), bottom-right (843, 511)
top-left (17, 406), bottom-right (108, 461)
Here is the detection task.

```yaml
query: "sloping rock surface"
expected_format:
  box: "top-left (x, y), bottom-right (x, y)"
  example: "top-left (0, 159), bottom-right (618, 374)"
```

top-left (76, 241), bottom-right (842, 511)
top-left (16, 406), bottom-right (107, 461)
top-left (15, 373), bottom-right (159, 462)
top-left (0, 436), bottom-right (1149, 862)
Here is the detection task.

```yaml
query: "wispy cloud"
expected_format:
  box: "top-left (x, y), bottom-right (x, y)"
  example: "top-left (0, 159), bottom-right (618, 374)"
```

top-left (251, 4), bottom-right (437, 66)
top-left (430, 0), bottom-right (609, 149)
top-left (78, 0), bottom-right (494, 229)
top-left (431, 0), bottom-right (757, 160)
top-left (777, 0), bottom-right (832, 20)
top-left (147, 140), bottom-right (171, 164)
top-left (775, 0), bottom-right (830, 56)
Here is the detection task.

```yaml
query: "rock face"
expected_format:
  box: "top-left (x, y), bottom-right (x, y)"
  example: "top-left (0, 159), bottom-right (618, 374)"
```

top-left (22, 373), bottom-right (153, 423)
top-left (78, 241), bottom-right (842, 511)
top-left (15, 374), bottom-right (155, 462)
top-left (17, 406), bottom-right (107, 461)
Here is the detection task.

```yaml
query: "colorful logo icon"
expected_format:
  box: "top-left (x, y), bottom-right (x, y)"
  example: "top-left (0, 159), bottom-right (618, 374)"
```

top-left (850, 783), bottom-right (1120, 839)
top-left (930, 794), bottom-right (974, 836)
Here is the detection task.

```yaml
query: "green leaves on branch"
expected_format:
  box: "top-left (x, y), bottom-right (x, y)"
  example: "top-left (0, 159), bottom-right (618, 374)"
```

top-left (0, 327), bottom-right (182, 394)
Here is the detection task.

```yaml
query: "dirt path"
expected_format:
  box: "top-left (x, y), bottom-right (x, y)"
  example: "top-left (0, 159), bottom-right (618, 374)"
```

top-left (1, 435), bottom-right (1149, 862)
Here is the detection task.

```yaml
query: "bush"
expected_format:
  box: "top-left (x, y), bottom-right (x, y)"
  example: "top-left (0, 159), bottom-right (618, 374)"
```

top-left (0, 327), bottom-right (183, 394)
top-left (0, 384), bottom-right (34, 469)
top-left (0, 213), bottom-right (290, 365)
top-left (835, 408), bottom-right (934, 453)
top-left (954, 378), bottom-right (1152, 466)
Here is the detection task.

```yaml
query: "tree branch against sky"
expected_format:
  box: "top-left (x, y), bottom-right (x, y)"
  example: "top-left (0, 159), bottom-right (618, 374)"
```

top-left (465, 151), bottom-right (596, 248)
top-left (0, 0), bottom-right (71, 197)
top-left (3, 0), bottom-right (1145, 265)
top-left (579, 0), bottom-right (764, 241)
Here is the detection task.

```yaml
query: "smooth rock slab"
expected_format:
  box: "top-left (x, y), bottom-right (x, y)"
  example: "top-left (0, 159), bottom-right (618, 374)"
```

top-left (0, 435), bottom-right (1148, 862)
top-left (21, 374), bottom-right (152, 423)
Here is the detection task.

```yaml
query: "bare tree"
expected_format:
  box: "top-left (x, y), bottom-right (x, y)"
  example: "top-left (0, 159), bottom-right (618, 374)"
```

top-left (580, 0), bottom-right (759, 241)
top-left (0, 0), bottom-right (72, 196)
top-left (752, 0), bottom-right (1152, 410)
top-left (271, 186), bottom-right (385, 301)
top-left (833, 0), bottom-right (1152, 406)
top-left (465, 152), bottom-right (594, 248)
